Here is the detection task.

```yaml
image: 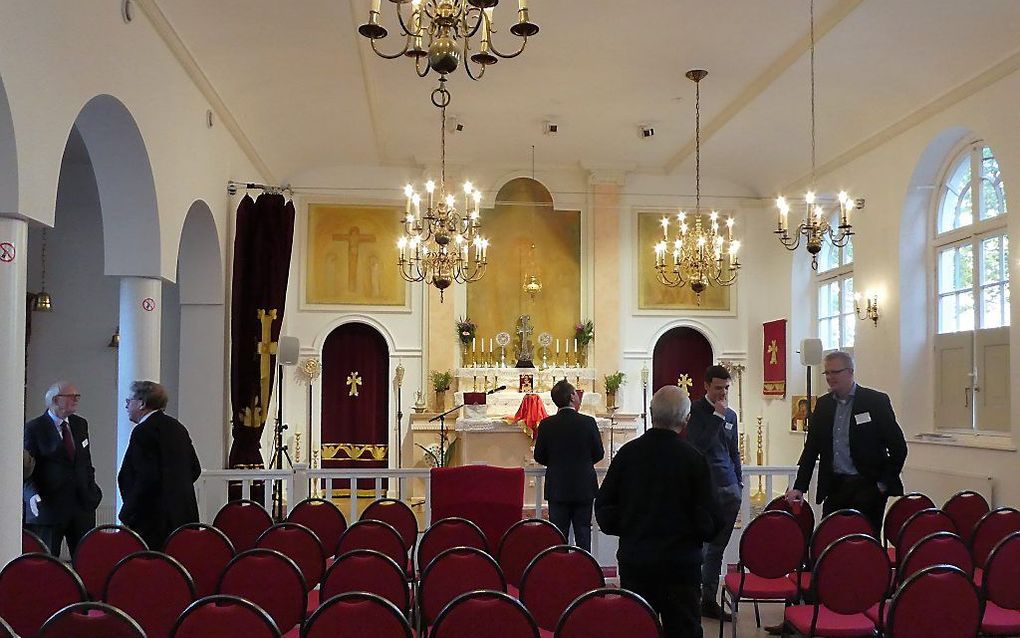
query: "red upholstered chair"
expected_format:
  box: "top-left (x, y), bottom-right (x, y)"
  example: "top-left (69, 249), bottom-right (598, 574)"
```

top-left (498, 518), bottom-right (566, 592)
top-left (22, 527), bottom-right (48, 554)
top-left (791, 509), bottom-right (872, 596)
top-left (287, 498), bottom-right (348, 558)
top-left (899, 531), bottom-right (973, 580)
top-left (0, 552), bottom-right (86, 638)
top-left (72, 524), bottom-right (147, 600)
top-left (721, 510), bottom-right (803, 638)
top-left (418, 516), bottom-right (489, 573)
top-left (301, 592), bottom-right (412, 638)
top-left (0, 617), bottom-right (15, 638)
top-left (336, 519), bottom-right (408, 572)
top-left (103, 550), bottom-right (196, 638)
top-left (943, 489), bottom-right (990, 545)
top-left (213, 499), bottom-right (274, 553)
top-left (972, 507), bottom-right (1020, 583)
top-left (980, 531), bottom-right (1020, 636)
top-left (171, 594), bottom-right (282, 638)
top-left (321, 549), bottom-right (411, 616)
top-left (217, 549), bottom-right (307, 636)
top-left (883, 492), bottom-right (935, 558)
top-left (362, 498), bottom-right (419, 555)
top-left (555, 587), bottom-right (662, 638)
top-left (431, 590), bottom-right (540, 638)
top-left (38, 601), bottom-right (146, 638)
top-left (783, 534), bottom-right (891, 638)
top-left (430, 465), bottom-right (525, 550)
top-left (519, 545), bottom-right (605, 633)
top-left (894, 508), bottom-right (956, 565)
top-left (256, 522), bottom-right (327, 592)
top-left (164, 523), bottom-right (236, 598)
top-left (417, 547), bottom-right (506, 628)
top-left (765, 495), bottom-right (816, 543)
top-left (885, 565), bottom-right (981, 638)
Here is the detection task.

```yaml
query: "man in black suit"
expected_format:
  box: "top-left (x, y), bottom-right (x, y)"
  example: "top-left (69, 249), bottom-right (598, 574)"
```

top-left (534, 379), bottom-right (605, 551)
top-left (118, 380), bottom-right (202, 550)
top-left (787, 351), bottom-right (908, 533)
top-left (23, 381), bottom-right (103, 555)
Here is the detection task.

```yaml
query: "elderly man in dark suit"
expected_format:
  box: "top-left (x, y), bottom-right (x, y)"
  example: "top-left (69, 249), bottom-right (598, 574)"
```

top-left (119, 380), bottom-right (202, 550)
top-left (23, 381), bottom-right (103, 555)
top-left (534, 379), bottom-right (605, 551)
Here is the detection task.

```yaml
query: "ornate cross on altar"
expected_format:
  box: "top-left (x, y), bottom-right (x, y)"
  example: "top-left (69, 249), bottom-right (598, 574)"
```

top-left (346, 371), bottom-right (363, 397)
top-left (767, 339), bottom-right (779, 365)
top-left (252, 308), bottom-right (278, 427)
top-left (677, 373), bottom-right (693, 392)
top-left (332, 226), bottom-right (376, 291)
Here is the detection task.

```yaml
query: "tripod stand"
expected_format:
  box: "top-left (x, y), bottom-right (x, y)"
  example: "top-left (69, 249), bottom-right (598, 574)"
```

top-left (268, 364), bottom-right (293, 520)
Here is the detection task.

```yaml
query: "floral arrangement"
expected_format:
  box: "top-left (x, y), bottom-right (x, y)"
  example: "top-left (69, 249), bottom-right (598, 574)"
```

top-left (416, 439), bottom-right (457, 468)
top-left (429, 369), bottom-right (453, 392)
top-left (575, 320), bottom-right (595, 348)
top-left (455, 317), bottom-right (477, 345)
top-left (604, 371), bottom-right (626, 394)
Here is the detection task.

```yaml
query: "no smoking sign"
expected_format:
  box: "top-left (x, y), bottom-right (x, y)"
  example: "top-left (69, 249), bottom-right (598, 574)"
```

top-left (0, 241), bottom-right (14, 263)
top-left (141, 297), bottom-right (156, 312)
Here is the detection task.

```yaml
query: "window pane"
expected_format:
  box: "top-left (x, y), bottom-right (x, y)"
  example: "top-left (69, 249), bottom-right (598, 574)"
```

top-left (1006, 281), bottom-right (1011, 326)
top-left (818, 283), bottom-right (830, 319)
top-left (939, 291), bottom-right (975, 334)
top-left (939, 154), bottom-right (972, 233)
top-left (819, 318), bottom-right (833, 351)
top-left (980, 146), bottom-right (1008, 220)
top-left (827, 317), bottom-right (840, 351)
top-left (938, 245), bottom-right (973, 294)
top-left (981, 284), bottom-right (1004, 329)
top-left (842, 312), bottom-right (856, 348)
top-left (842, 277), bottom-right (855, 314)
top-left (842, 237), bottom-right (854, 266)
top-left (981, 236), bottom-right (1004, 285)
top-left (938, 294), bottom-right (957, 333)
top-left (958, 291), bottom-right (975, 331)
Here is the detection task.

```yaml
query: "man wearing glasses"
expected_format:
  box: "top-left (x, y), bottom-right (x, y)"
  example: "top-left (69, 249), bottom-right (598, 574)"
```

top-left (786, 351), bottom-right (907, 533)
top-left (23, 382), bottom-right (103, 555)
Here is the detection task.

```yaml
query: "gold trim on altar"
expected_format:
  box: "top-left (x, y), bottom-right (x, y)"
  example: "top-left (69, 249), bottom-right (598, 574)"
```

top-left (321, 443), bottom-right (389, 461)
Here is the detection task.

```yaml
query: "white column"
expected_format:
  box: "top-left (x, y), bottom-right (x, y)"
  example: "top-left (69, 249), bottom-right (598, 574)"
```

top-left (117, 277), bottom-right (161, 505)
top-left (0, 216), bottom-right (28, 566)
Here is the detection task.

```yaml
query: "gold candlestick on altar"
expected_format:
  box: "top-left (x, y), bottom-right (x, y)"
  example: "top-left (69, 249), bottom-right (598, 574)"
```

top-left (294, 432), bottom-right (303, 465)
top-left (751, 417), bottom-right (766, 507)
top-left (311, 449), bottom-right (322, 499)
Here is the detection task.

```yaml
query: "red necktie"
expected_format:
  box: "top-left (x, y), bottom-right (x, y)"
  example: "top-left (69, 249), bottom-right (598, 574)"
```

top-left (60, 421), bottom-right (76, 460)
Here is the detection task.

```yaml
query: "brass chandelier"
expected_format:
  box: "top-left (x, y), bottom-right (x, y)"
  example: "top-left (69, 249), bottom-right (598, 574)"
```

top-left (774, 0), bottom-right (861, 270)
top-left (654, 69), bottom-right (741, 299)
top-left (397, 86), bottom-right (488, 302)
top-left (359, 0), bottom-right (538, 84)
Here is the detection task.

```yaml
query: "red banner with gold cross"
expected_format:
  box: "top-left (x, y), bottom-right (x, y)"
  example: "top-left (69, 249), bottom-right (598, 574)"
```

top-left (763, 319), bottom-right (787, 397)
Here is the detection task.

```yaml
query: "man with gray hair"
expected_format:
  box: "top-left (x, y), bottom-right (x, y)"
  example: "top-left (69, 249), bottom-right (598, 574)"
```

top-left (119, 380), bottom-right (202, 549)
top-left (596, 385), bottom-right (721, 638)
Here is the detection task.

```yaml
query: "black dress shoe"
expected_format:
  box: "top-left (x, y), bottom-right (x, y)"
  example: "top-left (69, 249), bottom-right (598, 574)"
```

top-left (701, 600), bottom-right (733, 622)
top-left (764, 623), bottom-right (786, 635)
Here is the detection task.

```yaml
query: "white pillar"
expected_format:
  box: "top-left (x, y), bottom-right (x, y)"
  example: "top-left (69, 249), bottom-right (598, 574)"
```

top-left (117, 277), bottom-right (161, 510)
top-left (0, 216), bottom-right (28, 566)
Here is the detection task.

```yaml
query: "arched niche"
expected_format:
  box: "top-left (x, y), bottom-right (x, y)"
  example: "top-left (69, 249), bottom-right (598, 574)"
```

top-left (652, 326), bottom-right (714, 402)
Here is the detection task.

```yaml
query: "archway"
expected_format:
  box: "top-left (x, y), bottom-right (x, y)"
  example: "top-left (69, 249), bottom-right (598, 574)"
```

top-left (652, 326), bottom-right (714, 402)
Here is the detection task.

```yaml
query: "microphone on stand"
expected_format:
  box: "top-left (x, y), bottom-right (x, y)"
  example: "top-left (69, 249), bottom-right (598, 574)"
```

top-left (486, 385), bottom-right (507, 394)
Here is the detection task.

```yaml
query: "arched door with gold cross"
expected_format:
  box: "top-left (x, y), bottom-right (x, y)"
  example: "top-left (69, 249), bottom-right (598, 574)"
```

top-left (321, 322), bottom-right (389, 496)
top-left (652, 326), bottom-right (714, 402)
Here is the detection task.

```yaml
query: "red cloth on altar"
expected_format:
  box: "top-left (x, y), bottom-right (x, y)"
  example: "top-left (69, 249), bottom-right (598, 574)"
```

top-left (508, 393), bottom-right (548, 438)
top-left (431, 465), bottom-right (525, 549)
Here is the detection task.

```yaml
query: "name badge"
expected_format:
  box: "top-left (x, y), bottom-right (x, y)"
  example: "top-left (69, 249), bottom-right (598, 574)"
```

top-left (854, 412), bottom-right (871, 425)
top-left (82, 438), bottom-right (89, 448)
top-left (724, 422), bottom-right (734, 430)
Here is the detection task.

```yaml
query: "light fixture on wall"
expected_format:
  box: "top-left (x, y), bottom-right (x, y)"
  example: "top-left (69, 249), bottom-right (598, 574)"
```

top-left (358, 0), bottom-right (538, 85)
top-left (108, 327), bottom-right (120, 348)
top-left (33, 228), bottom-right (53, 312)
top-left (653, 69), bottom-right (742, 301)
top-left (854, 291), bottom-right (879, 326)
top-left (773, 0), bottom-right (863, 270)
top-left (397, 83), bottom-right (488, 302)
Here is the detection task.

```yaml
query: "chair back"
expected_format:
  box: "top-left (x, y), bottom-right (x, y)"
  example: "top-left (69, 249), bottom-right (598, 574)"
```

top-left (217, 548), bottom-right (307, 634)
top-left (418, 546), bottom-right (506, 626)
top-left (287, 498), bottom-right (348, 557)
top-left (739, 510), bottom-right (805, 578)
top-left (899, 532), bottom-right (973, 583)
top-left (765, 495), bottom-right (816, 542)
top-left (813, 533), bottom-right (891, 615)
top-left (38, 601), bottom-right (145, 638)
top-left (885, 565), bottom-right (981, 638)
top-left (301, 592), bottom-right (412, 638)
top-left (361, 498), bottom-right (419, 553)
top-left (22, 528), bottom-right (48, 554)
top-left (942, 490), bottom-right (990, 544)
top-left (0, 553), bottom-right (86, 638)
top-left (430, 465), bottom-right (525, 549)
top-left (418, 517), bottom-right (489, 572)
top-left (498, 518), bottom-right (566, 589)
top-left (213, 499), bottom-right (274, 553)
top-left (883, 492), bottom-right (935, 548)
top-left (256, 522), bottom-right (326, 591)
top-left (895, 508), bottom-right (956, 564)
top-left (982, 531), bottom-right (1020, 611)
top-left (164, 523), bottom-right (236, 598)
top-left (555, 587), bottom-right (662, 638)
top-left (73, 525), bottom-right (147, 599)
top-left (519, 545), bottom-right (605, 631)
top-left (972, 506), bottom-right (1020, 569)
top-left (0, 617), bottom-right (15, 638)
top-left (431, 590), bottom-right (539, 638)
top-left (337, 519), bottom-right (408, 570)
top-left (104, 550), bottom-right (196, 638)
top-left (809, 509), bottom-right (873, 564)
top-left (321, 549), bottom-right (410, 615)
top-left (171, 594), bottom-right (281, 638)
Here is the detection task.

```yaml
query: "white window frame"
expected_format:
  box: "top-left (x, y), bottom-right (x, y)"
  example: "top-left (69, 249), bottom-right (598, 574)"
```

top-left (815, 211), bottom-right (855, 354)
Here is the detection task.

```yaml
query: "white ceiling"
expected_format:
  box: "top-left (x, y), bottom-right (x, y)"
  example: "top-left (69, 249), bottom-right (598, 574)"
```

top-left (153, 0), bottom-right (1020, 194)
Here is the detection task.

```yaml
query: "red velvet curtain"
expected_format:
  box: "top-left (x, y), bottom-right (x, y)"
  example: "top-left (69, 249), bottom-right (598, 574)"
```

top-left (321, 322), bottom-right (389, 495)
top-left (652, 326), bottom-right (714, 402)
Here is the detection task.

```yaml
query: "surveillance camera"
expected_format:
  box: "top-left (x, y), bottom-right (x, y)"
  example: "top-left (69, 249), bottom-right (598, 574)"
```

top-left (544, 121), bottom-right (559, 135)
top-left (455, 122), bottom-right (465, 132)
top-left (640, 125), bottom-right (655, 139)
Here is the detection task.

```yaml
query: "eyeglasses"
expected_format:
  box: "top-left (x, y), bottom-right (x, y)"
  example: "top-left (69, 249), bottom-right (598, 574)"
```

top-left (124, 397), bottom-right (141, 406)
top-left (56, 393), bottom-right (82, 400)
top-left (822, 368), bottom-right (850, 376)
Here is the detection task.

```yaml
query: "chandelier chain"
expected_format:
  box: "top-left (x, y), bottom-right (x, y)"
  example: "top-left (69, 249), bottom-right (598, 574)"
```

top-left (810, 0), bottom-right (816, 183)
top-left (441, 104), bottom-right (447, 188)
top-left (695, 76), bottom-right (701, 211)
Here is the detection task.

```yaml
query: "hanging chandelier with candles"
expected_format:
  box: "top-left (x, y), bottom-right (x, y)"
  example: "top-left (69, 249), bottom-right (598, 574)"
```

top-left (358, 0), bottom-right (538, 84)
top-left (774, 0), bottom-right (863, 270)
top-left (397, 84), bottom-right (488, 302)
top-left (654, 69), bottom-right (741, 300)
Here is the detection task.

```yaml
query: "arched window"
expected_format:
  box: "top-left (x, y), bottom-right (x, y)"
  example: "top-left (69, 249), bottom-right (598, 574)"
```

top-left (816, 212), bottom-right (854, 351)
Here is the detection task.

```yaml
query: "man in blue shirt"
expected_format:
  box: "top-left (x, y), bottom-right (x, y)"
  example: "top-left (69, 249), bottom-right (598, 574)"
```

top-left (685, 364), bottom-right (742, 622)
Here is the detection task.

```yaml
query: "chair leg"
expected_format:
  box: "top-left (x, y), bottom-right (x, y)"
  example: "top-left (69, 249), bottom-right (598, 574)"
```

top-left (718, 590), bottom-right (725, 638)
top-left (754, 600), bottom-right (762, 627)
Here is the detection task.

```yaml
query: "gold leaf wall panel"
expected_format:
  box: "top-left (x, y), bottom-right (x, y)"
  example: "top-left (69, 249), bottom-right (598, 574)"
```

top-left (636, 211), bottom-right (731, 310)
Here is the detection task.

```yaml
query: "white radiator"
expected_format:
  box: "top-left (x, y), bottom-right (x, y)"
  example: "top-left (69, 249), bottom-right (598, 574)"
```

top-left (901, 465), bottom-right (994, 507)
top-left (96, 504), bottom-right (117, 527)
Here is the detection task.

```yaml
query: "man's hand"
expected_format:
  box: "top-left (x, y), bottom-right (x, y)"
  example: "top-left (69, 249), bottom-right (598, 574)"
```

top-left (29, 494), bottom-right (41, 517)
top-left (785, 488), bottom-right (804, 505)
top-left (712, 397), bottom-right (728, 416)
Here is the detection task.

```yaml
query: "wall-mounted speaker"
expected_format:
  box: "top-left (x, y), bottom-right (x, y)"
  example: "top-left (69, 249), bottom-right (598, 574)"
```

top-left (278, 336), bottom-right (300, 366)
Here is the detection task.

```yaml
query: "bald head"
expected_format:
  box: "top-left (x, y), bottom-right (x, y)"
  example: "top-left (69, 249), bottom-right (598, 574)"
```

top-left (650, 385), bottom-right (691, 431)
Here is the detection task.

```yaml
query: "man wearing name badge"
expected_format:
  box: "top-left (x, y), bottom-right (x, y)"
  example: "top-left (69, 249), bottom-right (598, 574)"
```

top-left (23, 381), bottom-right (103, 556)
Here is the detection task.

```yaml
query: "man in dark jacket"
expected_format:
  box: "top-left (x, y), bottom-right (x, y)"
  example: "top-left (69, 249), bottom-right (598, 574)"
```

top-left (596, 386), bottom-right (722, 638)
top-left (118, 380), bottom-right (202, 549)
top-left (534, 379), bottom-right (605, 551)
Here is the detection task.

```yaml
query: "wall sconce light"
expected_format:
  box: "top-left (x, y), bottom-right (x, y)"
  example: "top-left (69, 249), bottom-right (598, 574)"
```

top-left (854, 291), bottom-right (879, 326)
top-left (107, 327), bottom-right (120, 348)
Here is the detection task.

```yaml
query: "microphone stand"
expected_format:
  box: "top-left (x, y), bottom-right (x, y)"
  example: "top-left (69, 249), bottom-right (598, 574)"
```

top-left (428, 402), bottom-right (464, 467)
top-left (394, 363), bottom-right (404, 497)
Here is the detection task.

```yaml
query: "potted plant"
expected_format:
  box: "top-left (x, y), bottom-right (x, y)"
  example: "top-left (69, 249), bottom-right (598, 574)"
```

top-left (603, 371), bottom-right (625, 410)
top-left (430, 369), bottom-right (453, 412)
top-left (455, 317), bottom-right (476, 366)
top-left (574, 320), bottom-right (595, 366)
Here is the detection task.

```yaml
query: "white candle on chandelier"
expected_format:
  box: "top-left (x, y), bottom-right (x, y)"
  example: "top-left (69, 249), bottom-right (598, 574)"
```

top-left (463, 181), bottom-right (473, 213)
top-left (480, 8), bottom-right (493, 52)
top-left (472, 190), bottom-right (481, 217)
top-left (426, 180), bottom-right (435, 209)
top-left (726, 216), bottom-right (734, 240)
top-left (397, 237), bottom-right (407, 260)
top-left (838, 191), bottom-right (850, 225)
top-left (660, 217), bottom-right (670, 241)
top-left (519, 0), bottom-right (528, 10)
top-left (776, 197), bottom-right (788, 232)
top-left (556, 339), bottom-right (560, 354)
top-left (404, 184), bottom-right (413, 212)
top-left (412, 193), bottom-right (422, 218)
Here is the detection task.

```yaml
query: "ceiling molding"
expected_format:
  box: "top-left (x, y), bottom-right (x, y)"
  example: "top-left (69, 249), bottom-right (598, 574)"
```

top-left (137, 0), bottom-right (275, 182)
top-left (349, 0), bottom-right (389, 164)
top-left (663, 0), bottom-right (865, 174)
